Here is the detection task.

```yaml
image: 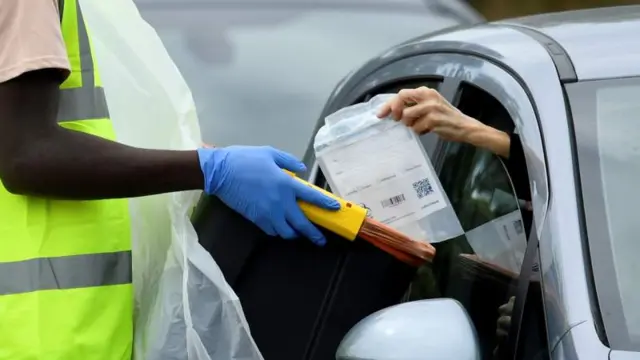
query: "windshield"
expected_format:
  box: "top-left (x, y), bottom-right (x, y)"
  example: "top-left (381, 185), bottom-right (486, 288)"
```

top-left (566, 76), bottom-right (640, 351)
top-left (134, 1), bottom-right (467, 158)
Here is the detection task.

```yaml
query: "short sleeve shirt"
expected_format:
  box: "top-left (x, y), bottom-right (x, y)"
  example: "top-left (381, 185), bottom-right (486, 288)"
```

top-left (0, 0), bottom-right (70, 83)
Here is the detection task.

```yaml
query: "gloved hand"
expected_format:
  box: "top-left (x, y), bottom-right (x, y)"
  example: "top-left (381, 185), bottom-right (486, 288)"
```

top-left (197, 145), bottom-right (341, 246)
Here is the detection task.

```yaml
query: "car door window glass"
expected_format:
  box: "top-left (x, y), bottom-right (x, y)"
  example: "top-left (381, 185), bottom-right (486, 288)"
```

top-left (406, 83), bottom-right (533, 359)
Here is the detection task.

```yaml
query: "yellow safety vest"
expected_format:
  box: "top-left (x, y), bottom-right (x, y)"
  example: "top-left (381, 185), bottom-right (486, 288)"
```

top-left (0, 0), bottom-right (133, 359)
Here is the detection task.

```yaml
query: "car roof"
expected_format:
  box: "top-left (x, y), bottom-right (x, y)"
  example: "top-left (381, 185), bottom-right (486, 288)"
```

top-left (497, 5), bottom-right (640, 81)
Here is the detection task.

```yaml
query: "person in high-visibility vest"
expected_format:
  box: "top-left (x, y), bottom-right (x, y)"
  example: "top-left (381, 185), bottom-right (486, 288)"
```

top-left (0, 1), bottom-right (339, 359)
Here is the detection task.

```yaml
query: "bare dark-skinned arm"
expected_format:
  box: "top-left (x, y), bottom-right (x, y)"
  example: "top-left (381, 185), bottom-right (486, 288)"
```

top-left (0, 69), bottom-right (204, 199)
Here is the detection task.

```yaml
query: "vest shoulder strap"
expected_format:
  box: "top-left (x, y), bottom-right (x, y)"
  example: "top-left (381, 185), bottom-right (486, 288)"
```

top-left (58, 0), bottom-right (64, 23)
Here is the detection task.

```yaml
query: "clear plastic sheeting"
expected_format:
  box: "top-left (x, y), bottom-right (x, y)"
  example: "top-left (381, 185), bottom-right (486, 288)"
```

top-left (463, 160), bottom-right (526, 275)
top-left (465, 208), bottom-right (526, 274)
top-left (79, 1), bottom-right (263, 359)
top-left (314, 94), bottom-right (464, 244)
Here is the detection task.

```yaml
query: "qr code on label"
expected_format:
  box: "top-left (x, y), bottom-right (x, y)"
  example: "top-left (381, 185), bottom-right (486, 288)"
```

top-left (513, 219), bottom-right (524, 235)
top-left (412, 178), bottom-right (434, 199)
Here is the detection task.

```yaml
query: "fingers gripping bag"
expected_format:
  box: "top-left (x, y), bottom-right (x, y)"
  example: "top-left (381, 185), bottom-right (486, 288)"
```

top-left (314, 94), bottom-right (464, 244)
top-left (79, 1), bottom-right (263, 359)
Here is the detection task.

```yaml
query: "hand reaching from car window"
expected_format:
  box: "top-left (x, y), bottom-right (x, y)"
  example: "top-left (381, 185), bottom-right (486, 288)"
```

top-left (377, 87), bottom-right (481, 141)
top-left (377, 87), bottom-right (512, 159)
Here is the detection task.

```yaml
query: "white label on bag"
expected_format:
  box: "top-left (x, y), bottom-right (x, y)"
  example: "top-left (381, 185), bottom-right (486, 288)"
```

top-left (320, 124), bottom-right (447, 229)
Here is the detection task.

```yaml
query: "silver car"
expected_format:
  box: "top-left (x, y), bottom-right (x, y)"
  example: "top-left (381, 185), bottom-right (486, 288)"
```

top-left (301, 5), bottom-right (640, 360)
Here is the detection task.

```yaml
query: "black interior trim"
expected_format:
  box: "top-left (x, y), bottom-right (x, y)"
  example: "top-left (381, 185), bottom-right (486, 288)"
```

top-left (499, 222), bottom-right (540, 359)
top-left (561, 85), bottom-right (608, 345)
top-left (59, 0), bottom-right (64, 21)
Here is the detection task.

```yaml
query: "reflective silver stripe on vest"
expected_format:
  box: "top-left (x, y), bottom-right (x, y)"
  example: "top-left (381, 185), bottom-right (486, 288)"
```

top-left (0, 251), bottom-right (132, 296)
top-left (57, 0), bottom-right (110, 122)
top-left (58, 87), bottom-right (109, 122)
top-left (76, 0), bottom-right (95, 89)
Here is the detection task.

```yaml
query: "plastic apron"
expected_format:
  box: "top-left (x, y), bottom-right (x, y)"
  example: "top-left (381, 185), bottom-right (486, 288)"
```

top-left (78, 1), bottom-right (264, 359)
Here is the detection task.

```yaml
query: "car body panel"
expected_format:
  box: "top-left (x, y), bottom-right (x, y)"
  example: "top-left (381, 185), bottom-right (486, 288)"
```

top-left (551, 318), bottom-right (611, 359)
top-left (497, 5), bottom-right (640, 81)
top-left (610, 349), bottom-right (640, 360)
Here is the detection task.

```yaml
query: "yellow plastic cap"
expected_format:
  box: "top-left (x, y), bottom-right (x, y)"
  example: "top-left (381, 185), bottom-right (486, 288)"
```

top-left (284, 170), bottom-right (367, 241)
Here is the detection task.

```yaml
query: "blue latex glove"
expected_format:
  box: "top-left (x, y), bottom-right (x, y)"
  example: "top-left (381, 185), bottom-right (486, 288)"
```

top-left (197, 145), bottom-right (341, 246)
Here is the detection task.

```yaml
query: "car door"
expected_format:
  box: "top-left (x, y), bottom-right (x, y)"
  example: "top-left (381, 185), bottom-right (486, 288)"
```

top-left (307, 52), bottom-right (552, 359)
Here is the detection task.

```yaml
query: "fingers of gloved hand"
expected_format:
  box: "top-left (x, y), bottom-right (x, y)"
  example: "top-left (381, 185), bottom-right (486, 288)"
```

top-left (196, 147), bottom-right (219, 194)
top-left (268, 147), bottom-right (306, 173)
top-left (272, 215), bottom-right (298, 240)
top-left (286, 205), bottom-right (327, 246)
top-left (255, 219), bottom-right (277, 237)
top-left (291, 179), bottom-right (341, 210)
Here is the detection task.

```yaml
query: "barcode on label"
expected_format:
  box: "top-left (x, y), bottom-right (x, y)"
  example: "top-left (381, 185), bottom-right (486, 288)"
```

top-left (412, 178), bottom-right (434, 199)
top-left (513, 219), bottom-right (524, 235)
top-left (381, 194), bottom-right (406, 208)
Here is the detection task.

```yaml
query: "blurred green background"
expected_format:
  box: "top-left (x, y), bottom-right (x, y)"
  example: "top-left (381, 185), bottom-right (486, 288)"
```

top-left (469, 0), bottom-right (639, 20)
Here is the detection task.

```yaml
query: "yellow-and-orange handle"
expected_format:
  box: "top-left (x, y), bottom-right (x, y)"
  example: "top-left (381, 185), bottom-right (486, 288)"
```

top-left (283, 170), bottom-right (367, 241)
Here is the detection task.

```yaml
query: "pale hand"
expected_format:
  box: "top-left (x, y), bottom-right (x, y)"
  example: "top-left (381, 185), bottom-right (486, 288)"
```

top-left (376, 86), bottom-right (483, 142)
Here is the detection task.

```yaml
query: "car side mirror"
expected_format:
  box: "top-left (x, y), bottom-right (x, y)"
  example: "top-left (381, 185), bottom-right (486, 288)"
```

top-left (336, 298), bottom-right (480, 360)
